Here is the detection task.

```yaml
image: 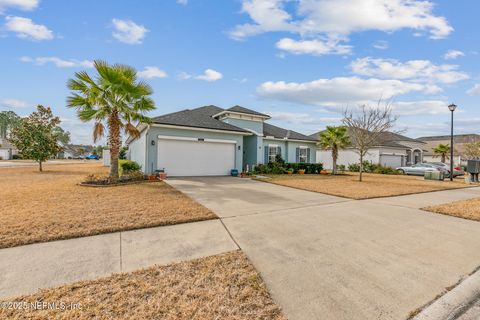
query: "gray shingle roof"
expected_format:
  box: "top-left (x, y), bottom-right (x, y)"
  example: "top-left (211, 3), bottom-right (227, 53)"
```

top-left (150, 105), bottom-right (315, 141)
top-left (264, 123), bottom-right (318, 142)
top-left (310, 129), bottom-right (423, 148)
top-left (226, 105), bottom-right (270, 118)
top-left (151, 105), bottom-right (249, 133)
top-left (417, 134), bottom-right (480, 142)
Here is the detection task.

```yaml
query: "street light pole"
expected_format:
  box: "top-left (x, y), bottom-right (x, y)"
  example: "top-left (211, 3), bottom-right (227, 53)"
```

top-left (448, 103), bottom-right (457, 181)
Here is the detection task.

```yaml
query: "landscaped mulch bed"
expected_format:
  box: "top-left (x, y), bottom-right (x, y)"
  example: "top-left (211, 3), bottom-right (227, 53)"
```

top-left (0, 251), bottom-right (285, 320)
top-left (423, 198), bottom-right (480, 222)
top-left (258, 173), bottom-right (470, 199)
top-left (0, 163), bottom-right (216, 249)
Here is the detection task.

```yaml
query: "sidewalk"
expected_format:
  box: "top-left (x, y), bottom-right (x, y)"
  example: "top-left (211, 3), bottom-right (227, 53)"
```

top-left (0, 219), bottom-right (237, 299)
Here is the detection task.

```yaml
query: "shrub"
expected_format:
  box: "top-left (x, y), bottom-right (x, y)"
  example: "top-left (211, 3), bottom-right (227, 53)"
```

top-left (348, 163), bottom-right (360, 172)
top-left (285, 163), bottom-right (323, 174)
top-left (119, 160), bottom-right (141, 175)
top-left (373, 165), bottom-right (398, 175)
top-left (119, 146), bottom-right (128, 160)
top-left (348, 161), bottom-right (377, 173)
top-left (253, 162), bottom-right (323, 174)
top-left (348, 161), bottom-right (399, 174)
top-left (337, 164), bottom-right (346, 172)
top-left (253, 162), bottom-right (286, 174)
top-left (12, 154), bottom-right (22, 160)
top-left (275, 154), bottom-right (285, 165)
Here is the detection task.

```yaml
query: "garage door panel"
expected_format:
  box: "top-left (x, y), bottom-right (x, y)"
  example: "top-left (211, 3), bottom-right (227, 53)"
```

top-left (158, 139), bottom-right (235, 176)
top-left (380, 155), bottom-right (402, 168)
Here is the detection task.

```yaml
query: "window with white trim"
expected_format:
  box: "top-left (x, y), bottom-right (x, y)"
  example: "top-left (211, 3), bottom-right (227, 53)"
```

top-left (268, 145), bottom-right (278, 163)
top-left (298, 147), bottom-right (308, 163)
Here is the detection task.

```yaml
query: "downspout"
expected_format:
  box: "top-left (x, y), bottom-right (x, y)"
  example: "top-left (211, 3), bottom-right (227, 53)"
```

top-left (145, 124), bottom-right (150, 174)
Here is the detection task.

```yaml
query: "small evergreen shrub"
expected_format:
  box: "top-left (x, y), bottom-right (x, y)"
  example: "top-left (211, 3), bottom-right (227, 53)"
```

top-left (119, 160), bottom-right (141, 175)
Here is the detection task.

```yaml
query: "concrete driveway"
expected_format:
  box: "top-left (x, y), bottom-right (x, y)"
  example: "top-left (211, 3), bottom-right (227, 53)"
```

top-left (168, 177), bottom-right (480, 320)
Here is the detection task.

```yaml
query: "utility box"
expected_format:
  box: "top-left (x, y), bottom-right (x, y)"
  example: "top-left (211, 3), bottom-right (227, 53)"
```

top-left (467, 160), bottom-right (480, 174)
top-left (467, 160), bottom-right (480, 182)
top-left (424, 171), bottom-right (444, 181)
top-left (102, 149), bottom-right (110, 167)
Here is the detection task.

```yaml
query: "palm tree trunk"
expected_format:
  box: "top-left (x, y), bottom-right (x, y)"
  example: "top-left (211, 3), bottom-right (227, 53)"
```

top-left (108, 110), bottom-right (121, 182)
top-left (441, 154), bottom-right (446, 163)
top-left (39, 160), bottom-right (43, 172)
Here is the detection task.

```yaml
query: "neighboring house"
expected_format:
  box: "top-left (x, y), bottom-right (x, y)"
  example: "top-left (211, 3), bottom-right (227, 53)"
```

top-left (418, 134), bottom-right (480, 165)
top-left (311, 130), bottom-right (426, 169)
top-left (0, 138), bottom-right (18, 160)
top-left (58, 144), bottom-right (94, 159)
top-left (126, 105), bottom-right (317, 176)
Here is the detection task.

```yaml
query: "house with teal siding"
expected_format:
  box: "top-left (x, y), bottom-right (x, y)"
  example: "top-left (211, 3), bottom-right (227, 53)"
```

top-left (126, 105), bottom-right (318, 176)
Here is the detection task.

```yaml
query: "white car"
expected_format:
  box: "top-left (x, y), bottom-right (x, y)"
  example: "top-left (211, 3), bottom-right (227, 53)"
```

top-left (429, 162), bottom-right (464, 177)
top-left (395, 163), bottom-right (448, 176)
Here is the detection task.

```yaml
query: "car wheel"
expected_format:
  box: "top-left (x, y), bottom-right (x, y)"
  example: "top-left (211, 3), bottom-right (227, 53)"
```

top-left (397, 169), bottom-right (405, 174)
top-left (445, 171), bottom-right (451, 178)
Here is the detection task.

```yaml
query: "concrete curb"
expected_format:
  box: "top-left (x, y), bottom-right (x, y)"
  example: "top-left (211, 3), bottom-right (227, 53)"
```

top-left (412, 268), bottom-right (480, 320)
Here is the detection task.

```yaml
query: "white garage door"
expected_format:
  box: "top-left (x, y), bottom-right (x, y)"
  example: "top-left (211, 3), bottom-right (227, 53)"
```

top-left (0, 149), bottom-right (11, 160)
top-left (379, 154), bottom-right (403, 168)
top-left (157, 137), bottom-right (236, 176)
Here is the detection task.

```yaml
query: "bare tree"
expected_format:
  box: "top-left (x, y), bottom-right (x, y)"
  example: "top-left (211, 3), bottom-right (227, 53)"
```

top-left (464, 141), bottom-right (480, 160)
top-left (342, 103), bottom-right (398, 181)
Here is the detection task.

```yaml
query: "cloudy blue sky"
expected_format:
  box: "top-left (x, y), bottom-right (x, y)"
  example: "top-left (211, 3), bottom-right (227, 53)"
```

top-left (0, 0), bottom-right (478, 144)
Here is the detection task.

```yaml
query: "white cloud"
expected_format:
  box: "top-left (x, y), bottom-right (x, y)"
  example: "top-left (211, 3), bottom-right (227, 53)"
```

top-left (177, 71), bottom-right (192, 80)
top-left (176, 0), bottom-right (188, 5)
top-left (195, 69), bottom-right (223, 82)
top-left (296, 0), bottom-right (452, 39)
top-left (257, 77), bottom-right (440, 110)
top-left (276, 37), bottom-right (352, 56)
top-left (20, 56), bottom-right (94, 68)
top-left (350, 57), bottom-right (469, 84)
top-left (444, 49), bottom-right (465, 60)
top-left (266, 111), bottom-right (342, 125)
top-left (0, 98), bottom-right (28, 109)
top-left (5, 16), bottom-right (53, 40)
top-left (390, 100), bottom-right (449, 116)
top-left (399, 117), bottom-right (480, 137)
top-left (177, 69), bottom-right (223, 82)
top-left (112, 18), bottom-right (148, 44)
top-left (230, 0), bottom-right (452, 54)
top-left (372, 40), bottom-right (389, 50)
top-left (0, 0), bottom-right (38, 12)
top-left (234, 77), bottom-right (248, 83)
top-left (466, 84), bottom-right (480, 96)
top-left (137, 66), bottom-right (167, 79)
top-left (230, 0), bottom-right (294, 40)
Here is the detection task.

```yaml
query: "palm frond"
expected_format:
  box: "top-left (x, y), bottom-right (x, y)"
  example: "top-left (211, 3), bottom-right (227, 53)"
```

top-left (93, 122), bottom-right (105, 142)
top-left (124, 122), bottom-right (140, 139)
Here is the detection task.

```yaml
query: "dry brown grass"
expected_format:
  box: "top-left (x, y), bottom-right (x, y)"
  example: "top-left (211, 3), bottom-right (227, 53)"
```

top-left (423, 198), bottom-right (480, 221)
top-left (0, 251), bottom-right (285, 320)
top-left (0, 163), bottom-right (216, 249)
top-left (259, 173), bottom-right (470, 199)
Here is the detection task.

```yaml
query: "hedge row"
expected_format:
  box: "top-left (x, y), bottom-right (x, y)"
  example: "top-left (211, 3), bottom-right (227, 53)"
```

top-left (253, 162), bottom-right (323, 174)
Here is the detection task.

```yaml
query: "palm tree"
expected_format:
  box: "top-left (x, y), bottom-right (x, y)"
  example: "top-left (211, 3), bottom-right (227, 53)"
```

top-left (319, 126), bottom-right (350, 175)
top-left (433, 143), bottom-right (450, 163)
top-left (67, 60), bottom-right (155, 181)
